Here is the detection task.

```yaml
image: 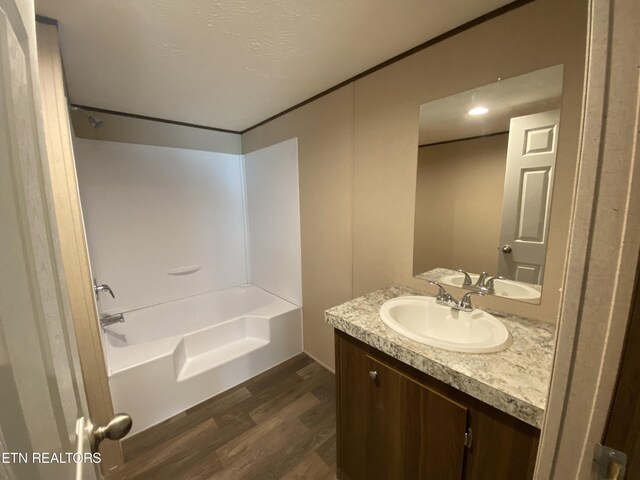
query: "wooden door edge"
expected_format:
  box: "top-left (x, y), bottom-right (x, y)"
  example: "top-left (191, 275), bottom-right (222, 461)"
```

top-left (36, 22), bottom-right (124, 474)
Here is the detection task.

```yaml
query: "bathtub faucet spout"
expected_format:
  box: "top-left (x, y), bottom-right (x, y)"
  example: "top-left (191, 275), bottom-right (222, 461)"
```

top-left (100, 313), bottom-right (125, 328)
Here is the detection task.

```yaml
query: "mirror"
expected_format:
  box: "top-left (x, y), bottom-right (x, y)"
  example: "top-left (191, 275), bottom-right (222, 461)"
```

top-left (412, 65), bottom-right (564, 304)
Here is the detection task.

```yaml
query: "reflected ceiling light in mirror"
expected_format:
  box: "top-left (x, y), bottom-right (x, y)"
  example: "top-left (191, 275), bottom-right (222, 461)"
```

top-left (468, 106), bottom-right (489, 116)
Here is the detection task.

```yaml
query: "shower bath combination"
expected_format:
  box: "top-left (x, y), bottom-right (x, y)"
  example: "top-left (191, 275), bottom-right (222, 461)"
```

top-left (74, 137), bottom-right (303, 434)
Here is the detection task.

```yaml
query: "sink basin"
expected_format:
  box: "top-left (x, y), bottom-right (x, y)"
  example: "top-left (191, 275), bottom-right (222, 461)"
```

top-left (379, 296), bottom-right (511, 353)
top-left (439, 273), bottom-right (541, 303)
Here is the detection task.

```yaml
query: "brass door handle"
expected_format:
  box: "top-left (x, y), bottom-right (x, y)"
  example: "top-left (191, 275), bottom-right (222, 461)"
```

top-left (87, 413), bottom-right (132, 453)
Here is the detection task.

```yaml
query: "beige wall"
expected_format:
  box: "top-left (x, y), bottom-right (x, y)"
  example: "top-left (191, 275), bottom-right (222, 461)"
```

top-left (242, 87), bottom-right (354, 371)
top-left (414, 134), bottom-right (508, 276)
top-left (243, 0), bottom-right (587, 369)
top-left (71, 109), bottom-right (242, 154)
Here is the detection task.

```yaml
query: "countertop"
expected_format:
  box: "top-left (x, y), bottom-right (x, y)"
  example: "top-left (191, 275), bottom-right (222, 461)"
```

top-left (324, 284), bottom-right (556, 428)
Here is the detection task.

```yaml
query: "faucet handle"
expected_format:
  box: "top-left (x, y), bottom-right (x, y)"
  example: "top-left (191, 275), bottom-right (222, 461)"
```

top-left (456, 269), bottom-right (473, 286)
top-left (474, 272), bottom-right (489, 288)
top-left (428, 281), bottom-right (449, 301)
top-left (94, 279), bottom-right (115, 299)
top-left (459, 291), bottom-right (485, 311)
top-left (484, 276), bottom-right (505, 293)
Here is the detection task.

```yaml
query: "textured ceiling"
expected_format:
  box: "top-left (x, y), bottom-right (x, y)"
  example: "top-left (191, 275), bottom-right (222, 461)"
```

top-left (36, 0), bottom-right (514, 132)
top-left (419, 65), bottom-right (564, 145)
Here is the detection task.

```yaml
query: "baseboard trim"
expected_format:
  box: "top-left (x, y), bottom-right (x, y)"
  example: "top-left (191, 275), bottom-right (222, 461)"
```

top-left (303, 349), bottom-right (335, 374)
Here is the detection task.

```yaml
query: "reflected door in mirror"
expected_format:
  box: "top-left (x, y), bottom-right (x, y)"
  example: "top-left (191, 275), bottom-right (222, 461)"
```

top-left (498, 110), bottom-right (559, 284)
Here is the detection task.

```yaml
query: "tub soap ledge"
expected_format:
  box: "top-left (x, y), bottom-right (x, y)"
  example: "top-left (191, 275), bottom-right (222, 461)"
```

top-left (166, 265), bottom-right (201, 276)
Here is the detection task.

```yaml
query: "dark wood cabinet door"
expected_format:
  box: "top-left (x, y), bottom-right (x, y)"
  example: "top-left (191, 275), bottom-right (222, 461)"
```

top-left (336, 331), bottom-right (370, 479)
top-left (366, 356), bottom-right (468, 480)
top-left (335, 331), bottom-right (539, 480)
top-left (463, 405), bottom-right (539, 480)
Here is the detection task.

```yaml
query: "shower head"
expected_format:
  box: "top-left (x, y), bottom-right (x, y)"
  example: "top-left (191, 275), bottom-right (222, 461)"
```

top-left (70, 105), bottom-right (104, 129)
top-left (89, 115), bottom-right (104, 128)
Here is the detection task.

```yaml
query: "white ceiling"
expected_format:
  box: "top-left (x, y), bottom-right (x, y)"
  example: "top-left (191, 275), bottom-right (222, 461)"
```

top-left (419, 65), bottom-right (564, 145)
top-left (36, 0), bottom-right (514, 132)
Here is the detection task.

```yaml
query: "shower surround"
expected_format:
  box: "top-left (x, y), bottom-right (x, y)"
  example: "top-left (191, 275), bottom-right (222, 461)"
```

top-left (75, 137), bottom-right (302, 433)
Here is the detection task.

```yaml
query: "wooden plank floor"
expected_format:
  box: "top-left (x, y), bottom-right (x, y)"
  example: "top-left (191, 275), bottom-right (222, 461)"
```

top-left (118, 354), bottom-right (336, 479)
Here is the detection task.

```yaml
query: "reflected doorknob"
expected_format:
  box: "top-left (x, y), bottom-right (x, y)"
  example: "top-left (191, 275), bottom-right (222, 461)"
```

top-left (501, 245), bottom-right (513, 254)
top-left (369, 370), bottom-right (378, 381)
top-left (87, 413), bottom-right (132, 453)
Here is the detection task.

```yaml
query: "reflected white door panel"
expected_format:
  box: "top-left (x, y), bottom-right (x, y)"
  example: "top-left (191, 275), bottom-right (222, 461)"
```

top-left (498, 110), bottom-right (560, 284)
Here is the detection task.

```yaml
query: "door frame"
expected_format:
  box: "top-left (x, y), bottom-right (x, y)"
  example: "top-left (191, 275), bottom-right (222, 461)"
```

top-left (535, 0), bottom-right (640, 477)
top-left (602, 248), bottom-right (640, 471)
top-left (36, 21), bottom-right (124, 476)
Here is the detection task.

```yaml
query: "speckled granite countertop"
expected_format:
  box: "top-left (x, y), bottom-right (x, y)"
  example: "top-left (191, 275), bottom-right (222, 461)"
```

top-left (325, 285), bottom-right (555, 428)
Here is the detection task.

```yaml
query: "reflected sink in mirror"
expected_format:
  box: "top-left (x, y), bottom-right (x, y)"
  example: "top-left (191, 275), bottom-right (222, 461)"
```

top-left (379, 296), bottom-right (511, 353)
top-left (439, 273), bottom-right (541, 303)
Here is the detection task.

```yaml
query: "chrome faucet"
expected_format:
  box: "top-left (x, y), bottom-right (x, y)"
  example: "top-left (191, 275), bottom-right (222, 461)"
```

top-left (482, 275), bottom-right (504, 294)
top-left (457, 291), bottom-right (484, 312)
top-left (475, 271), bottom-right (490, 288)
top-left (474, 271), bottom-right (505, 294)
top-left (100, 313), bottom-right (124, 327)
top-left (430, 281), bottom-right (455, 305)
top-left (429, 281), bottom-right (484, 312)
top-left (457, 269), bottom-right (504, 294)
top-left (93, 279), bottom-right (115, 300)
top-left (457, 269), bottom-right (473, 286)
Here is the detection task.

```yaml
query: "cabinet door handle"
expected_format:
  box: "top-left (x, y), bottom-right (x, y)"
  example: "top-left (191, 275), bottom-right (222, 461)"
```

top-left (369, 370), bottom-right (378, 380)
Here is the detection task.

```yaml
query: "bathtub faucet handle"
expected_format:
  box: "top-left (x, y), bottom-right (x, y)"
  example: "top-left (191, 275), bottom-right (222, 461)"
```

top-left (94, 279), bottom-right (115, 299)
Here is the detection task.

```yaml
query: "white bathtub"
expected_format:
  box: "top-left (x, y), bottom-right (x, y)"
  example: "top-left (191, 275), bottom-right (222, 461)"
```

top-left (102, 285), bottom-right (302, 434)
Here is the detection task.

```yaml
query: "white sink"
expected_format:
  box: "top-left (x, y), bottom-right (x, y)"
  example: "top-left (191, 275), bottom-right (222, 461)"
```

top-left (439, 273), bottom-right (541, 303)
top-left (379, 296), bottom-right (511, 353)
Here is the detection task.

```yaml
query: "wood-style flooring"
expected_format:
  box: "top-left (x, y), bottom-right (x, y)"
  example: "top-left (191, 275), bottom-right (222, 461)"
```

top-left (118, 354), bottom-right (336, 479)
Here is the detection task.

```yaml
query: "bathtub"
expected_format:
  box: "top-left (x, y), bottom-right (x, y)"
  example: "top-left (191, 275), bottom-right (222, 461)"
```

top-left (101, 285), bottom-right (302, 434)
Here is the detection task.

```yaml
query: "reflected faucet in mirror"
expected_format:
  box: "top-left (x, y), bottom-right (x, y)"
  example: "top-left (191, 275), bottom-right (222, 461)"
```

top-left (457, 269), bottom-right (505, 294)
top-left (422, 269), bottom-right (542, 303)
top-left (456, 269), bottom-right (473, 286)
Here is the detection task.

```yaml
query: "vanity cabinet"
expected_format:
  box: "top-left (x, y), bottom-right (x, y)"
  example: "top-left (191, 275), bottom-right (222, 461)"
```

top-left (335, 331), bottom-right (540, 480)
